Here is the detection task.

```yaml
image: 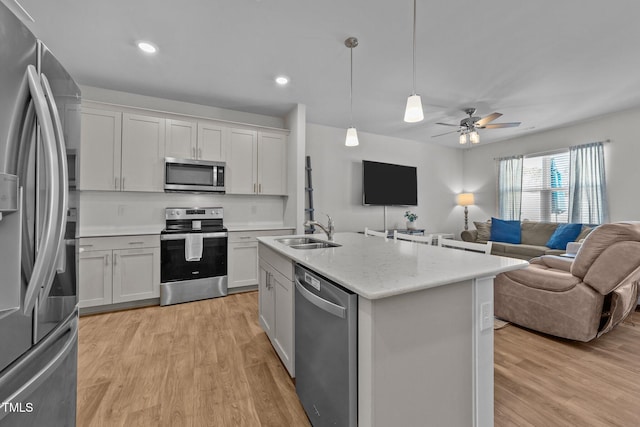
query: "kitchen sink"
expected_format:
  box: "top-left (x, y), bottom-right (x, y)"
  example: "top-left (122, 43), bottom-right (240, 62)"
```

top-left (276, 237), bottom-right (341, 249)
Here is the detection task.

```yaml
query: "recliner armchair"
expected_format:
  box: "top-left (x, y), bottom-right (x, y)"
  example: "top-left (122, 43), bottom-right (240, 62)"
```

top-left (494, 222), bottom-right (640, 341)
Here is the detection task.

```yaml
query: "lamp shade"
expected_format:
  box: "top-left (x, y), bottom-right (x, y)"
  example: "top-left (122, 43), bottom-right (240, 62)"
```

top-left (457, 193), bottom-right (475, 206)
top-left (403, 94), bottom-right (424, 123)
top-left (459, 133), bottom-right (467, 145)
top-left (345, 127), bottom-right (359, 147)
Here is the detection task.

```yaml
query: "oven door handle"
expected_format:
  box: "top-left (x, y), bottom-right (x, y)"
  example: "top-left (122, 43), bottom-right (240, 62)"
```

top-left (160, 232), bottom-right (227, 241)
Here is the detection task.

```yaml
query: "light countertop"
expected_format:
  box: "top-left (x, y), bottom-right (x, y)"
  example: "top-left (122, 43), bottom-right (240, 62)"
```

top-left (226, 224), bottom-right (296, 232)
top-left (257, 232), bottom-right (528, 300)
top-left (78, 224), bottom-right (295, 237)
top-left (78, 226), bottom-right (163, 238)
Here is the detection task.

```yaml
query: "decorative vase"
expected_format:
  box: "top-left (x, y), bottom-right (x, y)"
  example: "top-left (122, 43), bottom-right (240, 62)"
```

top-left (407, 221), bottom-right (416, 230)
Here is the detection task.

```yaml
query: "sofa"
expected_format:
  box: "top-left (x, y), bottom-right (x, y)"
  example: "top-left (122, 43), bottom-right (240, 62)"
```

top-left (494, 222), bottom-right (640, 341)
top-left (461, 220), bottom-right (593, 260)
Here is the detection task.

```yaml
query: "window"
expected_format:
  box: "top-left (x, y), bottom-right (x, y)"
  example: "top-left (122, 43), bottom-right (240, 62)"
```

top-left (497, 142), bottom-right (608, 224)
top-left (521, 152), bottom-right (570, 223)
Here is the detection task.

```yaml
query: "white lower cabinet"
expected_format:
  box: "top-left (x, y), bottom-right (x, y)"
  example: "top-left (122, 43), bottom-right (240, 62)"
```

top-left (258, 242), bottom-right (295, 377)
top-left (78, 235), bottom-right (160, 308)
top-left (227, 229), bottom-right (293, 289)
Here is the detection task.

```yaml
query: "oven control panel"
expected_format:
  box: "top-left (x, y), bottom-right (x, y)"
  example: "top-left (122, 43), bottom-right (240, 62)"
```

top-left (165, 207), bottom-right (223, 220)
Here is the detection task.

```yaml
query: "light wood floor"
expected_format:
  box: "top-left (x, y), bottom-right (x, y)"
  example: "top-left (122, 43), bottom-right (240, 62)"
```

top-left (77, 292), bottom-right (310, 426)
top-left (78, 292), bottom-right (640, 426)
top-left (494, 308), bottom-right (640, 427)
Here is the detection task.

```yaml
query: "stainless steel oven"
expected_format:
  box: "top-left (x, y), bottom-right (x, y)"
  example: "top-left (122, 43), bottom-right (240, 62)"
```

top-left (160, 207), bottom-right (228, 306)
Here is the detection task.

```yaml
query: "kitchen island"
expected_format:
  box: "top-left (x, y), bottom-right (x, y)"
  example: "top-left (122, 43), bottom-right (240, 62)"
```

top-left (257, 232), bottom-right (528, 427)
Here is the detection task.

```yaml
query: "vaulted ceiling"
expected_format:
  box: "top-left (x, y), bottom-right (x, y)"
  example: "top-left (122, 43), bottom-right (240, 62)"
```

top-left (10, 0), bottom-right (640, 147)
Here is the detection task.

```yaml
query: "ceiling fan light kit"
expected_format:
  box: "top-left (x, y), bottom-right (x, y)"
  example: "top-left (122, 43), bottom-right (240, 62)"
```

top-left (345, 37), bottom-right (359, 147)
top-left (434, 107), bottom-right (521, 145)
top-left (403, 0), bottom-right (424, 123)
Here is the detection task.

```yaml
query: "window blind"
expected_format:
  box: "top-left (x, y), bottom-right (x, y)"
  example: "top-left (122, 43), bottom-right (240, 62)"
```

top-left (521, 151), bottom-right (570, 223)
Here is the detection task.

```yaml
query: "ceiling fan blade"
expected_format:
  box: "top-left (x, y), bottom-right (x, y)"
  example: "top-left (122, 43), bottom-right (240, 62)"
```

top-left (475, 112), bottom-right (502, 127)
top-left (435, 122), bottom-right (460, 127)
top-left (431, 130), bottom-right (459, 138)
top-left (482, 122), bottom-right (521, 129)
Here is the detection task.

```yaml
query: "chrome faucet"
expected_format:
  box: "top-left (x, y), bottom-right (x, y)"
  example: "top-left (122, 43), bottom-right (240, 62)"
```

top-left (304, 214), bottom-right (335, 241)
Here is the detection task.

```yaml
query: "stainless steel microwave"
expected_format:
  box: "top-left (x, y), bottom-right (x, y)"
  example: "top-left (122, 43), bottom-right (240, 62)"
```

top-left (164, 157), bottom-right (225, 193)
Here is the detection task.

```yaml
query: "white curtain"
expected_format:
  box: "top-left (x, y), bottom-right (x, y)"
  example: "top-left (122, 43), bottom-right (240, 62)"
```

top-left (497, 156), bottom-right (523, 220)
top-left (568, 142), bottom-right (608, 224)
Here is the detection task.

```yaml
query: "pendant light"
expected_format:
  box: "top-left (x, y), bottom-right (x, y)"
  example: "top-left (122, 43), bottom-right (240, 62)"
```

top-left (404, 0), bottom-right (424, 123)
top-left (345, 37), bottom-right (359, 147)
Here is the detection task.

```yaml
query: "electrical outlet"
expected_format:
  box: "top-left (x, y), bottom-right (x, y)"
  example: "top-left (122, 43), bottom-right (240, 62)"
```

top-left (480, 302), bottom-right (493, 331)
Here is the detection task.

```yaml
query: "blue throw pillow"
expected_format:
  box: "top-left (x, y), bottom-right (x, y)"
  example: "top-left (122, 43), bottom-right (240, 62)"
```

top-left (490, 217), bottom-right (521, 244)
top-left (546, 223), bottom-right (583, 250)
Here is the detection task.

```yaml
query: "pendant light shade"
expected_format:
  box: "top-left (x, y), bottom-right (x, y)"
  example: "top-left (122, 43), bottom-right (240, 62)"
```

top-left (345, 127), bottom-right (359, 147)
top-left (404, 94), bottom-right (424, 123)
top-left (345, 37), bottom-right (359, 147)
top-left (459, 133), bottom-right (468, 145)
top-left (404, 0), bottom-right (424, 123)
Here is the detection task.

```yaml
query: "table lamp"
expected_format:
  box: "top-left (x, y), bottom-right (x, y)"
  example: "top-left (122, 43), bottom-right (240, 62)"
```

top-left (457, 193), bottom-right (475, 231)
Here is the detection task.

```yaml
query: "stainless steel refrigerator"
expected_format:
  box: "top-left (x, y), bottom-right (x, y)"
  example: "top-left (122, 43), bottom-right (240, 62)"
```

top-left (0, 2), bottom-right (80, 425)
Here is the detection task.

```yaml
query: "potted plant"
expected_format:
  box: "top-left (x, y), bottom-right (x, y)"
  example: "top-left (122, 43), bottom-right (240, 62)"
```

top-left (404, 211), bottom-right (418, 230)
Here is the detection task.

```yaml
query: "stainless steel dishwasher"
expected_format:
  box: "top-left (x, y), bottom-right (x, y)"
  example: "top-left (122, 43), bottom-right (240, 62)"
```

top-left (294, 263), bottom-right (358, 427)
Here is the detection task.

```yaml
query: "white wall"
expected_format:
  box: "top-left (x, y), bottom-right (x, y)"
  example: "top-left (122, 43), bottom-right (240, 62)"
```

top-left (79, 192), bottom-right (285, 235)
top-left (306, 123), bottom-right (465, 234)
top-left (284, 104), bottom-right (306, 233)
top-left (462, 107), bottom-right (640, 224)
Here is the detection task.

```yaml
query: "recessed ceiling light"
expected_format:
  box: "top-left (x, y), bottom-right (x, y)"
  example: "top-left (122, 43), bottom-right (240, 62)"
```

top-left (137, 41), bottom-right (158, 54)
top-left (275, 76), bottom-right (289, 86)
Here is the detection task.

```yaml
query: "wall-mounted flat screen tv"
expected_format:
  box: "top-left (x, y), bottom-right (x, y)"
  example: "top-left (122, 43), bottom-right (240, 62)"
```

top-left (362, 160), bottom-right (418, 206)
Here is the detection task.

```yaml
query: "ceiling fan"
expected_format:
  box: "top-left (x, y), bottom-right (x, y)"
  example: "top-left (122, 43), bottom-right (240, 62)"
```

top-left (432, 108), bottom-right (521, 144)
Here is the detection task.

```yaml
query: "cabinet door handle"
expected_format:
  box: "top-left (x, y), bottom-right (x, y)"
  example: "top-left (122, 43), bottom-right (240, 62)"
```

top-left (104, 254), bottom-right (109, 266)
top-left (238, 236), bottom-right (252, 240)
top-left (258, 183), bottom-right (262, 194)
top-left (192, 146), bottom-right (196, 158)
top-left (113, 254), bottom-right (117, 267)
top-left (266, 272), bottom-right (271, 289)
top-left (254, 183), bottom-right (256, 193)
top-left (198, 147), bottom-right (202, 159)
top-left (128, 241), bottom-right (144, 245)
top-left (115, 177), bottom-right (118, 190)
top-left (122, 177), bottom-right (125, 190)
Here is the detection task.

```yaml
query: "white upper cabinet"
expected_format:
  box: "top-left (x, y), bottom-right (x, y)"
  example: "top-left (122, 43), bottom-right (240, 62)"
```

top-left (197, 121), bottom-right (226, 161)
top-left (258, 131), bottom-right (287, 195)
top-left (165, 119), bottom-right (197, 160)
top-left (121, 113), bottom-right (165, 192)
top-left (80, 102), bottom-right (287, 195)
top-left (79, 107), bottom-right (122, 191)
top-left (227, 128), bottom-right (258, 194)
top-left (165, 119), bottom-right (226, 161)
top-left (226, 128), bottom-right (287, 195)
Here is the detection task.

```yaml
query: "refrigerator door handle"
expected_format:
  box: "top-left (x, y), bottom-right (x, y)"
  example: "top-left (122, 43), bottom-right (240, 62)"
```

top-left (22, 65), bottom-right (61, 315)
top-left (40, 73), bottom-right (68, 279)
top-left (0, 311), bottom-right (78, 422)
top-left (294, 275), bottom-right (346, 318)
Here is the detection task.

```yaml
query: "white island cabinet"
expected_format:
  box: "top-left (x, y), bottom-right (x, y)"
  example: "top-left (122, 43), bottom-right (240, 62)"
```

top-left (257, 232), bottom-right (528, 427)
